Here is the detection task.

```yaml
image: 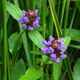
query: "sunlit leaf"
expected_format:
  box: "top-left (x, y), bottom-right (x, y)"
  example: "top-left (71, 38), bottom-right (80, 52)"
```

top-left (19, 67), bottom-right (43, 80)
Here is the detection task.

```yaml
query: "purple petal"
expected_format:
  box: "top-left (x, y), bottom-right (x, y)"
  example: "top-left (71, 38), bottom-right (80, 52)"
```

top-left (36, 17), bottom-right (40, 21)
top-left (33, 21), bottom-right (39, 27)
top-left (49, 47), bottom-right (54, 53)
top-left (28, 27), bottom-right (33, 30)
top-left (58, 44), bottom-right (67, 52)
top-left (61, 54), bottom-right (67, 58)
top-left (35, 9), bottom-right (38, 16)
top-left (22, 24), bottom-right (27, 29)
top-left (18, 18), bottom-right (24, 23)
top-left (55, 58), bottom-right (61, 62)
top-left (22, 10), bottom-right (27, 16)
top-left (41, 48), bottom-right (52, 54)
top-left (24, 16), bottom-right (29, 22)
top-left (41, 48), bottom-right (48, 54)
top-left (49, 36), bottom-right (54, 42)
top-left (59, 38), bottom-right (64, 43)
top-left (50, 54), bottom-right (56, 58)
top-left (42, 40), bottom-right (49, 47)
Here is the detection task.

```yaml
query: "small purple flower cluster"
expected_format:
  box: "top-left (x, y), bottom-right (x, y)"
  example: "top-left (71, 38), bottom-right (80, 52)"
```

top-left (18, 9), bottom-right (40, 30)
top-left (41, 36), bottom-right (67, 62)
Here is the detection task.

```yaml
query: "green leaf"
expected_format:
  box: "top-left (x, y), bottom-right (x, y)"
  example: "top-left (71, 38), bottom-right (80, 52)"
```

top-left (63, 36), bottom-right (71, 46)
top-left (8, 32), bottom-right (22, 54)
top-left (28, 29), bottom-right (45, 48)
top-left (66, 29), bottom-right (80, 42)
top-left (19, 67), bottom-right (43, 80)
top-left (11, 59), bottom-right (26, 80)
top-left (69, 44), bottom-right (80, 49)
top-left (8, 32), bottom-right (19, 54)
top-left (7, 1), bottom-right (23, 20)
top-left (30, 51), bottom-right (43, 55)
top-left (75, 1), bottom-right (80, 12)
top-left (73, 58), bottom-right (80, 80)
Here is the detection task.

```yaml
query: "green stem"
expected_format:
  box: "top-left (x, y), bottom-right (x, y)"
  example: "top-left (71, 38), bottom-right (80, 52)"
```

top-left (69, 7), bottom-right (77, 30)
top-left (42, 0), bottom-right (46, 38)
top-left (32, 0), bottom-right (36, 67)
top-left (25, 0), bottom-right (30, 11)
top-left (63, 0), bottom-right (70, 37)
top-left (60, 0), bottom-right (66, 28)
top-left (58, 0), bottom-right (60, 18)
top-left (3, 0), bottom-right (8, 80)
top-left (64, 57), bottom-right (73, 80)
top-left (19, 23), bottom-right (32, 67)
top-left (49, 12), bottom-right (54, 36)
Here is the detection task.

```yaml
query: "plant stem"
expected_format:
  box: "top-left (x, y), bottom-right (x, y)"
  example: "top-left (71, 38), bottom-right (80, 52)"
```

top-left (19, 23), bottom-right (32, 67)
top-left (42, 0), bottom-right (46, 38)
top-left (32, 0), bottom-right (36, 67)
top-left (3, 0), bottom-right (8, 80)
top-left (63, 0), bottom-right (70, 37)
top-left (60, 0), bottom-right (66, 28)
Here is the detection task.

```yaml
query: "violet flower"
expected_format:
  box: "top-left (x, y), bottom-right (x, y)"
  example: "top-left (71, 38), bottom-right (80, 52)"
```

top-left (41, 36), bottom-right (67, 63)
top-left (18, 9), bottom-right (40, 30)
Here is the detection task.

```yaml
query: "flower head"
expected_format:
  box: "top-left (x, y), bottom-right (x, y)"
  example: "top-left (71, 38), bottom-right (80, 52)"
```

top-left (18, 9), bottom-right (40, 30)
top-left (41, 36), bottom-right (67, 63)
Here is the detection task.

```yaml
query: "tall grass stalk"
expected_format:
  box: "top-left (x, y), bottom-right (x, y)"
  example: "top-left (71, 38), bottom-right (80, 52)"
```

top-left (58, 0), bottom-right (60, 18)
top-left (0, 29), bottom-right (2, 80)
top-left (49, 13), bottom-right (54, 36)
top-left (63, 0), bottom-right (73, 80)
top-left (60, 0), bottom-right (66, 28)
top-left (42, 0), bottom-right (46, 39)
top-left (25, 0), bottom-right (30, 11)
top-left (69, 7), bottom-right (77, 29)
top-left (32, 0), bottom-right (36, 67)
top-left (63, 0), bottom-right (70, 37)
top-left (3, 0), bottom-right (8, 80)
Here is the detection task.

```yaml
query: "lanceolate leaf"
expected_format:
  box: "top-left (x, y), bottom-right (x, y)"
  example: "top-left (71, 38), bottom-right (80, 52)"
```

top-left (19, 67), bottom-right (43, 80)
top-left (7, 1), bottom-right (23, 20)
top-left (66, 29), bottom-right (80, 42)
top-left (28, 29), bottom-right (45, 48)
top-left (63, 36), bottom-right (71, 46)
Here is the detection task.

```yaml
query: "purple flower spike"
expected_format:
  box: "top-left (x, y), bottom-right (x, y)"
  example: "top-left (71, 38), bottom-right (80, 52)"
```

top-left (18, 9), bottom-right (40, 30)
top-left (41, 36), bottom-right (67, 63)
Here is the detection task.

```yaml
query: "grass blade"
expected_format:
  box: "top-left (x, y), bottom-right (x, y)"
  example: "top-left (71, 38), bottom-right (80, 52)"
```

top-left (48, 0), bottom-right (61, 39)
top-left (3, 0), bottom-right (8, 80)
top-left (60, 0), bottom-right (66, 28)
top-left (63, 0), bottom-right (70, 37)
